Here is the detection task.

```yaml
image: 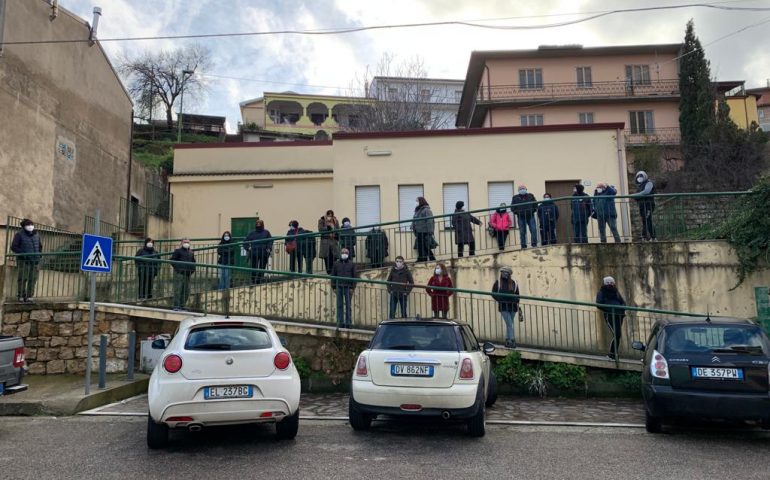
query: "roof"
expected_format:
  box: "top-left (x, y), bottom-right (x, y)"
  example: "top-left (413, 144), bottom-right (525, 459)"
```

top-left (174, 140), bottom-right (332, 150)
top-left (333, 123), bottom-right (625, 141)
top-left (180, 113), bottom-right (226, 125)
top-left (713, 80), bottom-right (745, 93)
top-left (372, 76), bottom-right (465, 85)
top-left (239, 91), bottom-right (367, 107)
top-left (655, 316), bottom-right (755, 327)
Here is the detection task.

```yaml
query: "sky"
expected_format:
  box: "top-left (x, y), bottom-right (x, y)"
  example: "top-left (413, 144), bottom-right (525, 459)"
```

top-left (60, 0), bottom-right (770, 132)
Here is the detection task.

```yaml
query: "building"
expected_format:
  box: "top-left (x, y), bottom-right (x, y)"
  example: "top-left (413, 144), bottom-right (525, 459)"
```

top-left (369, 76), bottom-right (465, 129)
top-left (715, 81), bottom-right (760, 129)
top-left (179, 114), bottom-right (226, 139)
top-left (746, 85), bottom-right (770, 131)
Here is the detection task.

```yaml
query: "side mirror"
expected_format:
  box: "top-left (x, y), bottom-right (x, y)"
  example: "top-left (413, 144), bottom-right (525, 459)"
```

top-left (482, 342), bottom-right (496, 355)
top-left (279, 336), bottom-right (288, 347)
top-left (151, 339), bottom-right (167, 350)
top-left (632, 341), bottom-right (646, 352)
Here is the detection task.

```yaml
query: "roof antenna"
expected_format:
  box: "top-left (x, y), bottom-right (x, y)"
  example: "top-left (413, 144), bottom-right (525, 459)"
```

top-left (705, 306), bottom-right (712, 323)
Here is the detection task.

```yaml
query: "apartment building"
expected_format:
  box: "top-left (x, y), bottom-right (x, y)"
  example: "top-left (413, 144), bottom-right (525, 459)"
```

top-left (369, 76), bottom-right (465, 129)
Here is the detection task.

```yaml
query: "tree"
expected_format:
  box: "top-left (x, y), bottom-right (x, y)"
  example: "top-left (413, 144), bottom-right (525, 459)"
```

top-left (120, 44), bottom-right (211, 130)
top-left (678, 19), bottom-right (715, 159)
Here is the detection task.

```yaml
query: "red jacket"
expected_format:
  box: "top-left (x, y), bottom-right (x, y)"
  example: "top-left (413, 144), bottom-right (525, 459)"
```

top-left (427, 275), bottom-right (454, 312)
top-left (489, 211), bottom-right (512, 231)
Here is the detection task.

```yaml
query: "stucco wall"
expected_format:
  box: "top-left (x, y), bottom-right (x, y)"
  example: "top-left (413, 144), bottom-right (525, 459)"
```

top-left (488, 102), bottom-right (679, 129)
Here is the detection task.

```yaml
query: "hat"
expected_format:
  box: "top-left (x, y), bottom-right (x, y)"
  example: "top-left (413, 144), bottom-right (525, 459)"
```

top-left (603, 276), bottom-right (615, 286)
top-left (500, 266), bottom-right (513, 275)
top-left (455, 201), bottom-right (464, 210)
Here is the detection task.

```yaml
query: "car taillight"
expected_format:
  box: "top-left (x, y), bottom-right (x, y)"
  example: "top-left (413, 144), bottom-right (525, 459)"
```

top-left (274, 352), bottom-right (291, 370)
top-left (13, 347), bottom-right (25, 368)
top-left (355, 355), bottom-right (368, 376)
top-left (459, 358), bottom-right (474, 379)
top-left (163, 354), bottom-right (183, 373)
top-left (651, 350), bottom-right (669, 379)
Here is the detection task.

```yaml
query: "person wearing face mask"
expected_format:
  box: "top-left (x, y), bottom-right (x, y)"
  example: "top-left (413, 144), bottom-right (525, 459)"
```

top-left (631, 170), bottom-right (656, 241)
top-left (285, 221), bottom-right (306, 274)
top-left (365, 227), bottom-right (389, 268)
top-left (318, 210), bottom-right (340, 274)
top-left (537, 193), bottom-right (559, 246)
top-left (245, 220), bottom-right (273, 284)
top-left (386, 256), bottom-right (414, 318)
top-left (596, 276), bottom-right (626, 360)
top-left (11, 218), bottom-right (42, 303)
top-left (170, 238), bottom-right (196, 311)
top-left (492, 266), bottom-right (521, 348)
top-left (217, 231), bottom-right (237, 290)
top-left (489, 203), bottom-right (513, 251)
top-left (592, 183), bottom-right (621, 243)
top-left (331, 247), bottom-right (358, 328)
top-left (412, 197), bottom-right (436, 262)
top-left (135, 237), bottom-right (160, 300)
top-left (338, 217), bottom-right (357, 260)
top-left (427, 263), bottom-right (453, 319)
top-left (451, 201), bottom-right (482, 257)
top-left (297, 226), bottom-right (317, 275)
top-left (510, 184), bottom-right (538, 249)
top-left (571, 184), bottom-right (592, 244)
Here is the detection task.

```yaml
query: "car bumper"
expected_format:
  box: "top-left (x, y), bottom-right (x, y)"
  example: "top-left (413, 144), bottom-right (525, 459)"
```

top-left (159, 398), bottom-right (292, 427)
top-left (645, 384), bottom-right (770, 421)
top-left (351, 380), bottom-right (480, 419)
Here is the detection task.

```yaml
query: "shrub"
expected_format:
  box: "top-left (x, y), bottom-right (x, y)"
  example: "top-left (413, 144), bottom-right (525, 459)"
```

top-left (293, 356), bottom-right (312, 379)
top-left (542, 362), bottom-right (588, 392)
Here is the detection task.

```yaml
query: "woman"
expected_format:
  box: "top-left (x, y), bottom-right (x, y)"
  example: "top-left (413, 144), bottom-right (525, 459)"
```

top-left (412, 197), bottom-right (436, 262)
top-left (217, 231), bottom-right (236, 290)
top-left (491, 266), bottom-right (520, 348)
top-left (317, 210), bottom-right (340, 274)
top-left (135, 237), bottom-right (159, 300)
top-left (338, 217), bottom-right (357, 260)
top-left (427, 263), bottom-right (453, 318)
top-left (489, 203), bottom-right (512, 251)
top-left (286, 220), bottom-right (305, 273)
top-left (451, 201), bottom-right (481, 257)
top-left (596, 276), bottom-right (626, 360)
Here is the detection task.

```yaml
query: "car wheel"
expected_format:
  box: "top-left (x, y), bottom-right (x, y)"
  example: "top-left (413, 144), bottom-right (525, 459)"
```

top-left (645, 409), bottom-right (663, 434)
top-left (467, 402), bottom-right (486, 437)
top-left (485, 373), bottom-right (498, 408)
top-left (147, 415), bottom-right (169, 449)
top-left (276, 409), bottom-right (300, 440)
top-left (348, 397), bottom-right (373, 431)
top-left (761, 419), bottom-right (770, 430)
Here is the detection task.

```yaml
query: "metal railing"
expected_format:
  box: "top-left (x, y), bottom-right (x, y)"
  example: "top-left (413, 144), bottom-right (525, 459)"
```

top-left (478, 79), bottom-right (680, 103)
top-left (4, 216), bottom-right (81, 256)
top-left (624, 127), bottom-right (681, 146)
top-left (145, 183), bottom-right (173, 221)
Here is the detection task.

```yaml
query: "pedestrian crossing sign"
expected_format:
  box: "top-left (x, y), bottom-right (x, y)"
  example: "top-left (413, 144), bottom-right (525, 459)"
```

top-left (81, 234), bottom-right (113, 273)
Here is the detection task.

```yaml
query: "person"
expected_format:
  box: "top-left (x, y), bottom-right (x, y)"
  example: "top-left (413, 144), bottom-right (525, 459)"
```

top-left (571, 184), bottom-right (592, 244)
top-left (510, 185), bottom-right (538, 248)
top-left (412, 197), bottom-right (436, 262)
top-left (10, 218), bottom-right (42, 303)
top-left (491, 266), bottom-right (521, 348)
top-left (170, 239), bottom-right (196, 311)
top-left (330, 247), bottom-right (357, 328)
top-left (245, 220), bottom-right (273, 284)
top-left (365, 228), bottom-right (389, 268)
top-left (632, 170), bottom-right (656, 241)
top-left (593, 183), bottom-right (621, 243)
top-left (318, 210), bottom-right (340, 274)
top-left (596, 276), bottom-right (626, 360)
top-left (135, 237), bottom-right (160, 300)
top-left (451, 201), bottom-right (481, 257)
top-left (297, 228), bottom-right (317, 275)
top-left (217, 231), bottom-right (237, 290)
top-left (427, 263), bottom-right (453, 318)
top-left (286, 221), bottom-right (306, 273)
top-left (338, 217), bottom-right (357, 260)
top-left (537, 193), bottom-right (559, 246)
top-left (489, 203), bottom-right (512, 251)
top-left (386, 256), bottom-right (414, 318)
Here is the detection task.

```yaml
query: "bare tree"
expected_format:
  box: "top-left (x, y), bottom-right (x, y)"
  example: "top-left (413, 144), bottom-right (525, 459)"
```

top-left (119, 44), bottom-right (212, 130)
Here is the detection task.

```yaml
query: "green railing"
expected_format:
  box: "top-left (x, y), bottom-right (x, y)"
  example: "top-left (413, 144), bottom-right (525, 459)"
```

top-left (145, 183), bottom-right (173, 221)
top-left (83, 216), bottom-right (123, 239)
top-left (4, 216), bottom-right (82, 256)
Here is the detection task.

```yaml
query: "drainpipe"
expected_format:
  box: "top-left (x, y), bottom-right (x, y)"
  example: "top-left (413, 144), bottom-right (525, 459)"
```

top-left (484, 64), bottom-right (492, 127)
top-left (616, 128), bottom-right (631, 240)
top-left (0, 0), bottom-right (6, 57)
top-left (126, 109), bottom-right (134, 232)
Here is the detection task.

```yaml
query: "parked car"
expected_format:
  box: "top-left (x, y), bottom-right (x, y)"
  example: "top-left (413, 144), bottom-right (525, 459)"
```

top-left (634, 316), bottom-right (770, 433)
top-left (349, 318), bottom-right (497, 437)
top-left (0, 335), bottom-right (27, 397)
top-left (147, 316), bottom-right (301, 449)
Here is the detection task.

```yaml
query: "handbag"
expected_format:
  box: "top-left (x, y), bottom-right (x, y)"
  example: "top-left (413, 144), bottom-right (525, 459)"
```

top-left (285, 228), bottom-right (298, 254)
top-left (429, 234), bottom-right (438, 249)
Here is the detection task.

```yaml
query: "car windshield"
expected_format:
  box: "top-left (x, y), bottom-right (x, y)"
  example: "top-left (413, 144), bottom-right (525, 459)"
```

top-left (665, 325), bottom-right (768, 355)
top-left (371, 324), bottom-right (459, 352)
top-left (185, 326), bottom-right (272, 351)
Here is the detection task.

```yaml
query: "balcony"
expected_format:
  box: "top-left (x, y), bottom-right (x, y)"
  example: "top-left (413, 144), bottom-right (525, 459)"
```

top-left (623, 127), bottom-right (681, 146)
top-left (477, 79), bottom-right (680, 105)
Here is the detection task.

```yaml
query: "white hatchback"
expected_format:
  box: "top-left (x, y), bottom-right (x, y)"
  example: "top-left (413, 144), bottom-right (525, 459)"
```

top-left (350, 319), bottom-right (497, 437)
top-left (147, 316), bottom-right (301, 448)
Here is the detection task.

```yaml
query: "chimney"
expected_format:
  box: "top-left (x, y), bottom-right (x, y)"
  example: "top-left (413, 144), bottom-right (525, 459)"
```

top-left (89, 7), bottom-right (102, 45)
top-left (49, 0), bottom-right (59, 21)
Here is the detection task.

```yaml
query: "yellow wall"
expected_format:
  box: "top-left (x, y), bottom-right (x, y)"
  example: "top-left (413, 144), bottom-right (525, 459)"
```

top-left (726, 96), bottom-right (760, 129)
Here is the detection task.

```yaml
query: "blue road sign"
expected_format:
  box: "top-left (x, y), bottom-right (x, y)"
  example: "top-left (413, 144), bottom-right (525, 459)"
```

top-left (81, 234), bottom-right (113, 273)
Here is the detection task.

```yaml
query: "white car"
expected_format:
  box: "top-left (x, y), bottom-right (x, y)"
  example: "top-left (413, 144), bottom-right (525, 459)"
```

top-left (349, 319), bottom-right (497, 437)
top-left (147, 316), bottom-right (301, 448)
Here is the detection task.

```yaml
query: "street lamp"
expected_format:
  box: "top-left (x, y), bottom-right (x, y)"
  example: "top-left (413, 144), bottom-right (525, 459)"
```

top-left (177, 69), bottom-right (194, 143)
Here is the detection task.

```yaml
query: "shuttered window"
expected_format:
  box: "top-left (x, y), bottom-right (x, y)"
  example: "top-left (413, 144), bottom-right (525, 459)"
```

top-left (398, 185), bottom-right (424, 231)
top-left (355, 186), bottom-right (381, 229)
top-left (443, 183), bottom-right (469, 227)
top-left (488, 182), bottom-right (514, 224)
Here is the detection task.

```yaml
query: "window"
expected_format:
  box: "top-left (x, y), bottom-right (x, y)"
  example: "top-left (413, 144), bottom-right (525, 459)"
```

top-left (454, 90), bottom-right (463, 103)
top-left (488, 182), bottom-right (514, 224)
top-left (664, 325), bottom-right (767, 354)
top-left (371, 324), bottom-right (460, 352)
top-left (629, 111), bottom-right (655, 134)
top-left (185, 326), bottom-right (272, 351)
top-left (521, 114), bottom-right (544, 126)
top-left (576, 67), bottom-right (592, 88)
top-left (420, 89), bottom-right (432, 101)
top-left (355, 186), bottom-right (381, 229)
top-left (578, 112), bottom-right (594, 124)
top-left (625, 65), bottom-right (651, 85)
top-left (398, 185), bottom-right (424, 231)
top-left (443, 183), bottom-right (469, 228)
top-left (518, 68), bottom-right (543, 89)
top-left (387, 87), bottom-right (398, 99)
top-left (420, 110), bottom-right (432, 125)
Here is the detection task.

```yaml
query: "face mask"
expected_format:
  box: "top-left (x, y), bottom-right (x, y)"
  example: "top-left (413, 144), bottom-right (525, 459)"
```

top-left (343, 221), bottom-right (351, 228)
top-left (518, 189), bottom-right (527, 195)
top-left (573, 189), bottom-right (577, 194)
top-left (544, 196), bottom-right (551, 201)
top-left (415, 201), bottom-right (420, 208)
top-left (223, 236), bottom-right (231, 241)
top-left (497, 208), bottom-right (506, 214)
top-left (255, 226), bottom-right (263, 231)
top-left (501, 273), bottom-right (511, 280)
top-left (395, 261), bottom-right (404, 269)
top-left (597, 188), bottom-right (604, 194)
top-left (24, 225), bottom-right (34, 232)
top-left (341, 254), bottom-right (349, 260)
top-left (636, 176), bottom-right (644, 184)
top-left (146, 243), bottom-right (154, 248)
top-left (434, 268), bottom-right (442, 275)
top-left (182, 243), bottom-right (191, 249)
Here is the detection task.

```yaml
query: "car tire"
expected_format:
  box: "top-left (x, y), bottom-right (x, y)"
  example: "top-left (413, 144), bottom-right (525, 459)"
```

top-left (467, 402), bottom-right (486, 437)
top-left (645, 410), bottom-right (663, 434)
top-left (761, 419), bottom-right (770, 430)
top-left (147, 415), bottom-right (169, 449)
top-left (276, 409), bottom-right (300, 440)
top-left (348, 398), bottom-right (373, 431)
top-left (485, 373), bottom-right (498, 407)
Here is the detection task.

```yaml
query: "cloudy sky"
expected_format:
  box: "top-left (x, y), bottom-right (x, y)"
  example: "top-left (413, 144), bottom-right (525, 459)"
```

top-left (61, 0), bottom-right (770, 132)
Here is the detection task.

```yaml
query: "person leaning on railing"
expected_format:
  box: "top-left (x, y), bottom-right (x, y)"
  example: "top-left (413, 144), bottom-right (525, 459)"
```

top-left (592, 183), bottom-right (621, 243)
top-left (631, 170), bottom-right (656, 241)
top-left (412, 197), bottom-right (436, 262)
top-left (510, 185), bottom-right (538, 249)
top-left (451, 201), bottom-right (481, 257)
top-left (10, 218), bottom-right (42, 303)
top-left (318, 210), bottom-right (340, 275)
top-left (135, 237), bottom-right (160, 300)
top-left (170, 239), bottom-right (196, 311)
top-left (216, 231), bottom-right (236, 290)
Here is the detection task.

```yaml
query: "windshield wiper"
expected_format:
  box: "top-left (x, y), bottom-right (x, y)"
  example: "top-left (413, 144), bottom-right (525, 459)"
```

top-left (711, 345), bottom-right (764, 356)
top-left (386, 344), bottom-right (416, 350)
top-left (188, 343), bottom-right (232, 350)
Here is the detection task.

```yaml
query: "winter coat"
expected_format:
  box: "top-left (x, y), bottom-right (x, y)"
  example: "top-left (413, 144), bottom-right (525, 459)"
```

top-left (593, 186), bottom-right (618, 220)
top-left (492, 278), bottom-right (520, 313)
top-left (170, 247), bottom-right (196, 275)
top-left (338, 227), bottom-right (357, 258)
top-left (365, 229), bottom-right (389, 261)
top-left (135, 247), bottom-right (160, 276)
top-left (217, 238), bottom-right (237, 266)
top-left (11, 230), bottom-right (42, 263)
top-left (451, 210), bottom-right (481, 245)
top-left (571, 193), bottom-right (592, 224)
top-left (386, 266), bottom-right (414, 294)
top-left (489, 211), bottom-right (512, 232)
top-left (596, 285), bottom-right (626, 322)
top-left (427, 275), bottom-right (454, 312)
top-left (412, 205), bottom-right (434, 234)
top-left (537, 201), bottom-right (559, 227)
top-left (330, 259), bottom-right (357, 289)
top-left (634, 177), bottom-right (656, 210)
top-left (318, 216), bottom-right (340, 258)
top-left (510, 193), bottom-right (537, 219)
top-left (296, 229), bottom-right (317, 258)
top-left (245, 229), bottom-right (273, 257)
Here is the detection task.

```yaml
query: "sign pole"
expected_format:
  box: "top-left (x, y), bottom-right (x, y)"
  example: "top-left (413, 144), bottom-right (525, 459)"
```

top-left (84, 209), bottom-right (100, 395)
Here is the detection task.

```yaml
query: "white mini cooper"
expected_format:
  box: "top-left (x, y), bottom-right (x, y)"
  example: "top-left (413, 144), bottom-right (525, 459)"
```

top-left (349, 319), bottom-right (498, 437)
top-left (147, 316), bottom-right (301, 448)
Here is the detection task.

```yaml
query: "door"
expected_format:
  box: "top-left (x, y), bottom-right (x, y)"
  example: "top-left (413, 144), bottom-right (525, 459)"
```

top-left (230, 217), bottom-right (257, 284)
top-left (545, 180), bottom-right (580, 244)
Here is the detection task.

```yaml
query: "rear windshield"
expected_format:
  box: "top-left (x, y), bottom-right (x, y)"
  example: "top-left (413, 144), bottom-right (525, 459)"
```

top-left (665, 325), bottom-right (768, 354)
top-left (371, 324), bottom-right (459, 352)
top-left (185, 326), bottom-right (272, 351)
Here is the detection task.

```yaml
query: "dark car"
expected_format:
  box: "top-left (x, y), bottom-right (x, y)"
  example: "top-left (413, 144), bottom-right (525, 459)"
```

top-left (633, 316), bottom-right (770, 433)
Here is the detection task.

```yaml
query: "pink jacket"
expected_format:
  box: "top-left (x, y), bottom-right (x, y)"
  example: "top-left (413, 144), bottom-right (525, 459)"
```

top-left (490, 211), bottom-right (512, 231)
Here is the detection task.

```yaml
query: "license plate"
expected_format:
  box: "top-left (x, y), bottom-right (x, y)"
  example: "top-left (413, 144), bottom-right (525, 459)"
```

top-left (204, 385), bottom-right (253, 399)
top-left (691, 367), bottom-right (744, 380)
top-left (391, 364), bottom-right (434, 377)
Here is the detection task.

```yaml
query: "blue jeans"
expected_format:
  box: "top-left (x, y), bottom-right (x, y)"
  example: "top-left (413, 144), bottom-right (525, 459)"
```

top-left (389, 292), bottom-right (408, 319)
top-left (218, 266), bottom-right (231, 290)
top-left (517, 216), bottom-right (538, 247)
top-left (501, 310), bottom-right (514, 341)
top-left (336, 287), bottom-right (353, 327)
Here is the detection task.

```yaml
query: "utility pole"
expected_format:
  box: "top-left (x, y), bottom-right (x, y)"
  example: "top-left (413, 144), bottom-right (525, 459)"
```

top-left (177, 69), bottom-right (194, 143)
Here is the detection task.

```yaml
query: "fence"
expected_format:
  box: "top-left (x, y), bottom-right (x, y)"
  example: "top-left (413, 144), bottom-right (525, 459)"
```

top-left (4, 216), bottom-right (82, 257)
top-left (145, 183), bottom-right (173, 221)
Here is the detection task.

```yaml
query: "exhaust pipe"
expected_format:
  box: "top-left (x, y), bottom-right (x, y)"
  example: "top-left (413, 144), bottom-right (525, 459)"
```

top-left (441, 411), bottom-right (451, 420)
top-left (188, 424), bottom-right (202, 432)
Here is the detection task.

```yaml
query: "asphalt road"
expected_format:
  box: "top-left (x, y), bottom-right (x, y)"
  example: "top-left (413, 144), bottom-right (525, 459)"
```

top-left (1, 416), bottom-right (768, 480)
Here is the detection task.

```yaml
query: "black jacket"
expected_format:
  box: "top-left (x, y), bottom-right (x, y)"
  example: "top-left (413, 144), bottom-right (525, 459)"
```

top-left (510, 193), bottom-right (537, 219)
top-left (296, 229), bottom-right (317, 258)
top-left (365, 229), bottom-right (389, 260)
top-left (170, 247), bottom-right (196, 275)
top-left (451, 211), bottom-right (481, 245)
top-left (492, 279), bottom-right (520, 313)
top-left (11, 230), bottom-right (42, 263)
top-left (330, 259), bottom-right (357, 289)
top-left (338, 228), bottom-right (357, 258)
top-left (386, 266), bottom-right (414, 294)
top-left (217, 238), bottom-right (237, 266)
top-left (596, 285), bottom-right (626, 322)
top-left (134, 247), bottom-right (160, 276)
top-left (245, 229), bottom-right (273, 256)
top-left (537, 201), bottom-right (559, 226)
top-left (571, 192), bottom-right (592, 224)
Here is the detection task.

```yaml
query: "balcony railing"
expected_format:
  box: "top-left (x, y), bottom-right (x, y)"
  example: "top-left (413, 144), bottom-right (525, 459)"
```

top-left (478, 79), bottom-right (680, 103)
top-left (624, 127), bottom-right (681, 146)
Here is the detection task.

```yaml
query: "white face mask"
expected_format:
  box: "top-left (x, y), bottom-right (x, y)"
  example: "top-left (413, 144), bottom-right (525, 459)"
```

top-left (146, 242), bottom-right (153, 248)
top-left (434, 268), bottom-right (442, 275)
top-left (182, 243), bottom-right (191, 249)
top-left (223, 236), bottom-right (231, 241)
top-left (597, 188), bottom-right (604, 194)
top-left (341, 254), bottom-right (349, 260)
top-left (518, 189), bottom-right (527, 195)
top-left (343, 221), bottom-right (351, 228)
top-left (24, 225), bottom-right (34, 232)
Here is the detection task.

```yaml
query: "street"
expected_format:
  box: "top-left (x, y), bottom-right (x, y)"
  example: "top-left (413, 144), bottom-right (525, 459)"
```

top-left (1, 415), bottom-right (768, 480)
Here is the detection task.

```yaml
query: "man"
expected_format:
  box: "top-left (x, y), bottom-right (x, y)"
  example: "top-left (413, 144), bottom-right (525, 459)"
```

top-left (386, 256), bottom-right (414, 319)
top-left (330, 247), bottom-right (357, 328)
top-left (571, 184), bottom-right (592, 244)
top-left (596, 276), bottom-right (626, 360)
top-left (365, 228), bottom-right (389, 268)
top-left (170, 239), bottom-right (196, 311)
top-left (631, 171), bottom-right (656, 241)
top-left (593, 183), bottom-right (621, 243)
top-left (245, 220), bottom-right (273, 284)
top-left (510, 185), bottom-right (538, 248)
top-left (10, 218), bottom-right (42, 303)
top-left (536, 193), bottom-right (559, 246)
top-left (451, 201), bottom-right (482, 257)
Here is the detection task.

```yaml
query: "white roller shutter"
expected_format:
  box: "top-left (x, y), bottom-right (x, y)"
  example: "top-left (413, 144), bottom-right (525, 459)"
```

top-left (488, 181), bottom-right (514, 224)
top-left (443, 183), bottom-right (469, 227)
top-left (398, 185), bottom-right (424, 231)
top-left (355, 186), bottom-right (381, 229)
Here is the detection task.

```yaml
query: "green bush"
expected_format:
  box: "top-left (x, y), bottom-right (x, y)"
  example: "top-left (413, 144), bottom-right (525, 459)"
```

top-left (293, 357), bottom-right (312, 379)
top-left (493, 352), bottom-right (588, 395)
top-left (542, 362), bottom-right (588, 392)
top-left (604, 371), bottom-right (642, 395)
top-left (493, 351), bottom-right (529, 388)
